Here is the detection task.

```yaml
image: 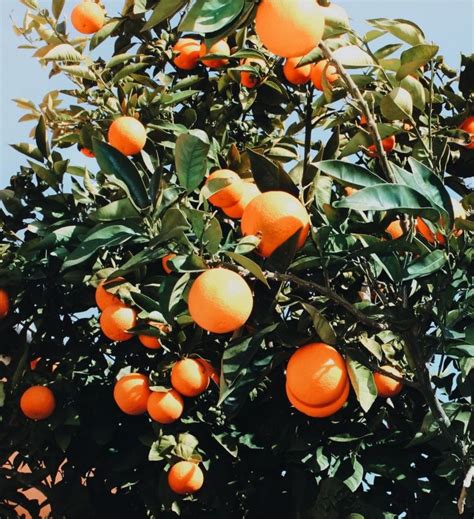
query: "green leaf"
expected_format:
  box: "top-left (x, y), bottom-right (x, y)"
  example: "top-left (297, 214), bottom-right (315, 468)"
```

top-left (90, 20), bottom-right (122, 51)
top-left (111, 63), bottom-right (147, 84)
top-left (149, 435), bottom-right (177, 461)
top-left (368, 18), bottom-right (425, 46)
top-left (143, 0), bottom-right (188, 31)
top-left (400, 75), bottom-right (426, 110)
top-left (302, 303), bottom-right (337, 345)
top-left (58, 65), bottom-right (96, 80)
top-left (180, 0), bottom-right (244, 33)
top-left (266, 230), bottom-right (301, 273)
top-left (316, 160), bottom-right (386, 188)
top-left (403, 250), bottom-right (447, 280)
top-left (396, 44), bottom-right (439, 80)
top-left (380, 87), bottom-right (413, 120)
top-left (334, 184), bottom-right (441, 221)
top-left (52, 0), bottom-right (65, 19)
top-left (62, 224), bottom-right (137, 270)
top-left (339, 124), bottom-right (398, 158)
top-left (175, 133), bottom-right (210, 192)
top-left (89, 199), bottom-right (140, 221)
top-left (374, 43), bottom-right (403, 60)
top-left (11, 143), bottom-right (44, 161)
top-left (247, 149), bottom-right (298, 196)
top-left (332, 45), bottom-right (374, 68)
top-left (225, 252), bottom-right (269, 288)
top-left (346, 357), bottom-right (377, 412)
top-left (35, 115), bottom-right (49, 158)
top-left (41, 43), bottom-right (82, 62)
top-left (92, 139), bottom-right (150, 210)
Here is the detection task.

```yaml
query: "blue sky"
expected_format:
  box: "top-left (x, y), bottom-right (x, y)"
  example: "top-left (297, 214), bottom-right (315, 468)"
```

top-left (1, 0), bottom-right (473, 186)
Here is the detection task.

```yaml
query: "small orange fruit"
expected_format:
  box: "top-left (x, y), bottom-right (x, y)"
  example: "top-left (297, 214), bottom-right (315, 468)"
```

top-left (459, 116), bottom-right (474, 149)
top-left (171, 358), bottom-right (210, 397)
top-left (173, 38), bottom-right (201, 70)
top-left (344, 186), bottom-right (358, 196)
top-left (95, 277), bottom-right (125, 311)
top-left (20, 386), bottom-right (56, 420)
top-left (188, 268), bottom-right (253, 334)
top-left (0, 289), bottom-right (10, 319)
top-left (138, 322), bottom-right (170, 350)
top-left (241, 191), bottom-right (310, 257)
top-left (168, 461), bottom-right (204, 495)
top-left (100, 304), bottom-right (137, 342)
top-left (147, 389), bottom-right (184, 424)
top-left (222, 183), bottom-right (260, 219)
top-left (367, 135), bottom-right (396, 157)
top-left (113, 373), bottom-right (150, 415)
top-left (386, 220), bottom-right (404, 240)
top-left (241, 58), bottom-right (266, 88)
top-left (162, 253), bottom-right (177, 274)
top-left (374, 365), bottom-right (403, 398)
top-left (199, 40), bottom-right (230, 68)
top-left (206, 170), bottom-right (245, 208)
top-left (71, 1), bottom-right (105, 35)
top-left (108, 116), bottom-right (147, 156)
top-left (359, 114), bottom-right (368, 126)
top-left (283, 57), bottom-right (312, 85)
top-left (255, 0), bottom-right (325, 58)
top-left (416, 198), bottom-right (467, 245)
top-left (196, 358), bottom-right (220, 386)
top-left (310, 59), bottom-right (339, 91)
top-left (81, 147), bottom-right (95, 158)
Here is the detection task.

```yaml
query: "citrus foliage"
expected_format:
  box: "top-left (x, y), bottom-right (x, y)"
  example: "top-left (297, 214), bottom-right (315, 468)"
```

top-left (0, 1), bottom-right (473, 518)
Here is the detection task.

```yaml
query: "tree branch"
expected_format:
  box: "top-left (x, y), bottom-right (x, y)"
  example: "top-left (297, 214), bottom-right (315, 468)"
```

top-left (265, 271), bottom-right (388, 331)
top-left (319, 40), bottom-right (396, 183)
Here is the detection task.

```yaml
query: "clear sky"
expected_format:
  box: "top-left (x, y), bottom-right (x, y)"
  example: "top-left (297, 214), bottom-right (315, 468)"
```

top-left (1, 0), bottom-right (473, 186)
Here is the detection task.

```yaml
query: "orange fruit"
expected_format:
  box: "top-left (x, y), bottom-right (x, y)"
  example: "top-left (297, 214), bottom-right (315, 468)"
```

top-left (95, 277), bottom-right (125, 311)
top-left (113, 373), bottom-right (150, 415)
top-left (222, 183), bottom-right (261, 219)
top-left (171, 358), bottom-right (210, 397)
top-left (359, 114), bottom-right (368, 126)
top-left (344, 186), bottom-right (358, 196)
top-left (310, 60), bottom-right (339, 91)
top-left (417, 198), bottom-right (467, 245)
top-left (206, 170), bottom-right (245, 208)
top-left (20, 386), bottom-right (56, 420)
top-left (147, 389), bottom-right (184, 424)
top-left (199, 40), bottom-right (230, 68)
top-left (138, 322), bottom-right (169, 350)
top-left (108, 116), bottom-right (147, 156)
top-left (367, 135), bottom-right (396, 157)
top-left (459, 116), bottom-right (474, 149)
top-left (196, 358), bottom-right (220, 386)
top-left (241, 58), bottom-right (266, 88)
top-left (71, 1), bottom-right (105, 34)
top-left (286, 343), bottom-right (347, 407)
top-left (255, 0), bottom-right (325, 58)
top-left (283, 57), bottom-right (312, 85)
top-left (386, 220), bottom-right (404, 240)
top-left (168, 461), bottom-right (204, 495)
top-left (374, 365), bottom-right (403, 398)
top-left (162, 253), bottom-right (177, 274)
top-left (0, 288), bottom-right (10, 319)
top-left (173, 38), bottom-right (201, 70)
top-left (81, 147), bottom-right (95, 158)
top-left (100, 304), bottom-right (137, 342)
top-left (188, 268), bottom-right (253, 334)
top-left (241, 191), bottom-right (310, 257)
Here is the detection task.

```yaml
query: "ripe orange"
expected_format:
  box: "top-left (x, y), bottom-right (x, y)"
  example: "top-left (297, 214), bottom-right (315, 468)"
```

top-left (222, 183), bottom-right (260, 219)
top-left (367, 135), bottom-right (396, 157)
top-left (374, 365), bottom-right (403, 398)
top-left (283, 57), bottom-right (312, 85)
top-left (20, 386), bottom-right (56, 420)
top-left (459, 116), bottom-right (474, 149)
top-left (199, 40), bottom-right (230, 68)
top-left (311, 59), bottom-right (339, 91)
top-left (162, 253), bottom-right (176, 274)
top-left (113, 373), bottom-right (150, 415)
top-left (359, 114), bottom-right (368, 126)
top-left (188, 268), bottom-right (253, 334)
top-left (206, 170), bottom-right (245, 208)
top-left (139, 322), bottom-right (169, 349)
top-left (95, 277), bottom-right (125, 311)
top-left (241, 191), bottom-right (310, 257)
top-left (168, 461), bottom-right (204, 495)
top-left (344, 186), bottom-right (358, 196)
top-left (0, 288), bottom-right (10, 319)
top-left (173, 38), bottom-right (201, 70)
top-left (171, 358), bottom-right (210, 397)
top-left (81, 147), bottom-right (95, 158)
top-left (147, 389), bottom-right (184, 424)
top-left (255, 0), bottom-right (325, 58)
top-left (386, 220), bottom-right (404, 240)
top-left (241, 58), bottom-right (266, 88)
top-left (71, 1), bottom-right (105, 34)
top-left (108, 116), bottom-right (147, 156)
top-left (100, 304), bottom-right (137, 342)
top-left (417, 198), bottom-right (467, 245)
top-left (196, 358), bottom-right (220, 386)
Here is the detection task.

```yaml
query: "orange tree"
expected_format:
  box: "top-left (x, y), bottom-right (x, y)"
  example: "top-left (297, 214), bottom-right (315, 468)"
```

top-left (0, 0), bottom-right (473, 517)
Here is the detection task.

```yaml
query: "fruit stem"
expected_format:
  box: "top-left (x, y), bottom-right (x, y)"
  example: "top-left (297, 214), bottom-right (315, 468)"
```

top-left (319, 41), bottom-right (396, 184)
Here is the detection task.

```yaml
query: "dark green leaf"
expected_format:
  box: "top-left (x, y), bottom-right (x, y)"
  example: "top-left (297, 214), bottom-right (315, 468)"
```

top-left (143, 0), bottom-right (188, 30)
top-left (316, 160), bottom-right (386, 188)
top-left (35, 115), bottom-right (49, 158)
top-left (346, 356), bottom-right (377, 412)
top-left (179, 0), bottom-right (244, 33)
top-left (247, 149), bottom-right (298, 196)
top-left (403, 250), bottom-right (447, 280)
top-left (225, 252), bottom-right (269, 288)
top-left (175, 133), bottom-right (210, 192)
